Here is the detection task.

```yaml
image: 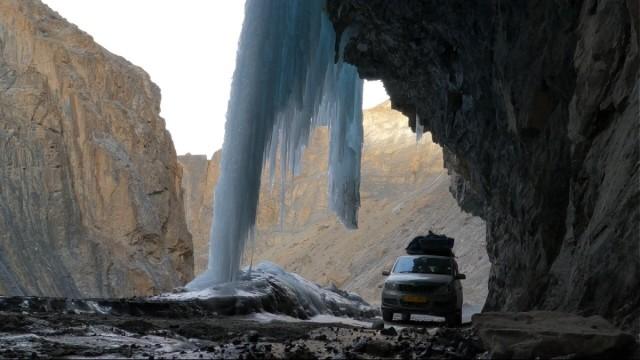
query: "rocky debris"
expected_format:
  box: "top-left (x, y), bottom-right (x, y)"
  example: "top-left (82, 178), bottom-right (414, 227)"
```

top-left (0, 313), bottom-right (32, 332)
top-left (380, 326), bottom-right (397, 336)
top-left (0, 307), bottom-right (485, 359)
top-left (353, 338), bottom-right (394, 357)
top-left (0, 0), bottom-right (193, 297)
top-left (180, 101), bottom-right (489, 306)
top-left (370, 319), bottom-right (385, 330)
top-left (246, 330), bottom-right (260, 342)
top-left (472, 311), bottom-right (637, 359)
top-left (327, 0), bottom-right (639, 330)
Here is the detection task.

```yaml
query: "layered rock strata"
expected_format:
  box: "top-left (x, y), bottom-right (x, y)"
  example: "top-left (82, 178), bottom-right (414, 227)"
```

top-left (0, 0), bottom-right (193, 297)
top-left (180, 102), bottom-right (489, 305)
top-left (327, 0), bottom-right (639, 329)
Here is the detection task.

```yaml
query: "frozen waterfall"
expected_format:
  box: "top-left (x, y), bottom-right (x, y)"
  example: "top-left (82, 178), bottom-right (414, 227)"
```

top-left (187, 0), bottom-right (363, 289)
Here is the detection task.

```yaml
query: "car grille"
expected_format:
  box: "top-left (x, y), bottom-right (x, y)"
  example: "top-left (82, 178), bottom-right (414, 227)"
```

top-left (397, 283), bottom-right (442, 293)
top-left (382, 297), bottom-right (398, 306)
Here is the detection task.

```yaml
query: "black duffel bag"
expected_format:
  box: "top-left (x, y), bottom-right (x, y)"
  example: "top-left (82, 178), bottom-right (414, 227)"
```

top-left (406, 231), bottom-right (454, 256)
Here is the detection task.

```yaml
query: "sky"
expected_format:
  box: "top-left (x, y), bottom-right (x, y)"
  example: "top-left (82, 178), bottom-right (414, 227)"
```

top-left (42, 0), bottom-right (389, 156)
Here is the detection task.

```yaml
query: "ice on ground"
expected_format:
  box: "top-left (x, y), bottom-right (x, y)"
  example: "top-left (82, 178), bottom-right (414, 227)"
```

top-left (163, 262), bottom-right (377, 320)
top-left (191, 0), bottom-right (364, 287)
top-left (152, 288), bottom-right (261, 301)
top-left (308, 314), bottom-right (373, 328)
top-left (244, 312), bottom-right (373, 328)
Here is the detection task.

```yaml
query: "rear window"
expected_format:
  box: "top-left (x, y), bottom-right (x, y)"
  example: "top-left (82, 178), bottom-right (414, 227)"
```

top-left (393, 256), bottom-right (453, 275)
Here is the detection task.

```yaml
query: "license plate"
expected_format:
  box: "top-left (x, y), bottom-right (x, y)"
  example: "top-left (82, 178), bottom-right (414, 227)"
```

top-left (402, 295), bottom-right (429, 303)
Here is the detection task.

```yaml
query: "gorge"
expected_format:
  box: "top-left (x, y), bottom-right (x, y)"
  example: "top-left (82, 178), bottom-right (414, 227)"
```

top-left (179, 101), bottom-right (489, 306)
top-left (0, 1), bottom-right (636, 357)
top-left (181, 0), bottom-right (639, 330)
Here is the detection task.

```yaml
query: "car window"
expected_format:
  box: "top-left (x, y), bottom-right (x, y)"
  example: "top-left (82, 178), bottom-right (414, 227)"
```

top-left (393, 257), bottom-right (453, 275)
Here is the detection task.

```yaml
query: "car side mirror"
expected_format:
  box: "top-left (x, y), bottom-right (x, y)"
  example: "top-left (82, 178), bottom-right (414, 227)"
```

top-left (456, 274), bottom-right (466, 280)
top-left (382, 270), bottom-right (390, 276)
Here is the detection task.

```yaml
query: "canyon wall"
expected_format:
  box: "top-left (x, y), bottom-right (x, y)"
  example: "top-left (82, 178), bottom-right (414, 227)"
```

top-left (0, 0), bottom-right (193, 297)
top-left (179, 153), bottom-right (218, 273)
top-left (327, 0), bottom-right (639, 328)
top-left (180, 102), bottom-right (489, 305)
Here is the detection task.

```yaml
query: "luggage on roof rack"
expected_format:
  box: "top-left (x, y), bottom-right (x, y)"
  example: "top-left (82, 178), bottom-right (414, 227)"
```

top-left (406, 231), bottom-right (455, 256)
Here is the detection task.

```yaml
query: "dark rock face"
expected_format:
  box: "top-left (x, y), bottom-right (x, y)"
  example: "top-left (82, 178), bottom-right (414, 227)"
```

top-left (473, 311), bottom-right (636, 358)
top-left (328, 0), bottom-right (639, 329)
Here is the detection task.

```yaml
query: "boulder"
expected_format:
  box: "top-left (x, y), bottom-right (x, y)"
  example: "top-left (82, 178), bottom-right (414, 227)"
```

top-left (370, 319), bottom-right (384, 330)
top-left (472, 311), bottom-right (636, 359)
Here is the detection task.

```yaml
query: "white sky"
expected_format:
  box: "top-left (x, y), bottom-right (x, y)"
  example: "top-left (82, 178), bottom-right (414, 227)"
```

top-left (42, 0), bottom-right (389, 156)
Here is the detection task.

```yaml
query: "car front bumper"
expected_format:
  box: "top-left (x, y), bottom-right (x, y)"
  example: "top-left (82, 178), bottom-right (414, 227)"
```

top-left (381, 289), bottom-right (458, 316)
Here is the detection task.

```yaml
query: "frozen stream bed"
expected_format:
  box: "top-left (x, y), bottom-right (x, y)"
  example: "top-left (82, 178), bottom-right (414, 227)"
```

top-left (0, 309), bottom-right (484, 359)
top-left (0, 262), bottom-right (378, 321)
top-left (156, 261), bottom-right (379, 320)
top-left (0, 262), bottom-right (490, 358)
top-left (0, 267), bottom-right (633, 359)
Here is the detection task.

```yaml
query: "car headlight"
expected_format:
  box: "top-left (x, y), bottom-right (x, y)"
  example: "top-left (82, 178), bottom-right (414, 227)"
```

top-left (384, 282), bottom-right (398, 290)
top-left (446, 282), bottom-right (456, 294)
top-left (435, 283), bottom-right (454, 295)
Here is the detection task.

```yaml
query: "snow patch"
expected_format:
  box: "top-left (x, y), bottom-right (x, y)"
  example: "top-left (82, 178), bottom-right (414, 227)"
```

top-left (167, 262), bottom-right (377, 320)
top-left (152, 287), bottom-right (261, 301)
top-left (244, 312), bottom-right (372, 328)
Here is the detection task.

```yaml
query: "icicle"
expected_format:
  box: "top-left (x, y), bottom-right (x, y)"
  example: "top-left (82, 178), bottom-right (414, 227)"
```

top-left (416, 113), bottom-right (424, 143)
top-left (187, 0), bottom-right (363, 289)
top-left (247, 227), bottom-right (256, 277)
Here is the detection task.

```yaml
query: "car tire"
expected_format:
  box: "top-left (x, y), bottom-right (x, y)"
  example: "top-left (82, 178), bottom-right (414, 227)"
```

top-left (446, 310), bottom-right (462, 327)
top-left (382, 309), bottom-right (393, 322)
top-left (401, 312), bottom-right (411, 322)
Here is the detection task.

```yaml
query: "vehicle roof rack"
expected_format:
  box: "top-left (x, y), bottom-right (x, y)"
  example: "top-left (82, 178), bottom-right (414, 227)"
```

top-left (406, 231), bottom-right (455, 256)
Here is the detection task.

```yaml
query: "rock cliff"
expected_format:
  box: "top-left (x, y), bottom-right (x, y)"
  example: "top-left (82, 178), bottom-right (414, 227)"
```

top-left (179, 153), bottom-right (218, 273)
top-left (0, 0), bottom-right (193, 297)
top-left (180, 102), bottom-right (489, 305)
top-left (327, 0), bottom-right (639, 328)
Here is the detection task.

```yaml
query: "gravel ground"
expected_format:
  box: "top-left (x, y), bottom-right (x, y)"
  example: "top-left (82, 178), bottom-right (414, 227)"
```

top-left (0, 310), bottom-right (485, 359)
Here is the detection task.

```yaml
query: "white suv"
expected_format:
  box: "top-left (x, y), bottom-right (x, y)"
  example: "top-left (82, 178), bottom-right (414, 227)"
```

top-left (381, 254), bottom-right (466, 326)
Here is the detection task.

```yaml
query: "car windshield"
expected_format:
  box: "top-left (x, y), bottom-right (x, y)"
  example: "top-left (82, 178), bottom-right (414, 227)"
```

top-left (393, 256), bottom-right (453, 275)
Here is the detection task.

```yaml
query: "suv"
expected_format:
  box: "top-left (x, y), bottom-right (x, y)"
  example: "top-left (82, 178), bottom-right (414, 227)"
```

top-left (381, 254), bottom-right (466, 326)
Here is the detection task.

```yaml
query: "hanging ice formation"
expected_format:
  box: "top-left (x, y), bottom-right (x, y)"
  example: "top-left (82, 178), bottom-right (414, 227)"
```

top-left (415, 114), bottom-right (424, 143)
top-left (187, 0), bottom-right (363, 289)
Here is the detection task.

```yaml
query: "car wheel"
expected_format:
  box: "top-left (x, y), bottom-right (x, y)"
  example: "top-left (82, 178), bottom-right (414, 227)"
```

top-left (382, 309), bottom-right (393, 322)
top-left (446, 310), bottom-right (462, 327)
top-left (401, 312), bottom-right (411, 322)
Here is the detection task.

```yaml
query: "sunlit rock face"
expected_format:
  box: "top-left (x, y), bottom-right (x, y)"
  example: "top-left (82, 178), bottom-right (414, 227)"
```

top-left (327, 0), bottom-right (639, 329)
top-left (179, 153), bottom-right (219, 273)
top-left (0, 0), bottom-right (193, 297)
top-left (179, 102), bottom-right (489, 305)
